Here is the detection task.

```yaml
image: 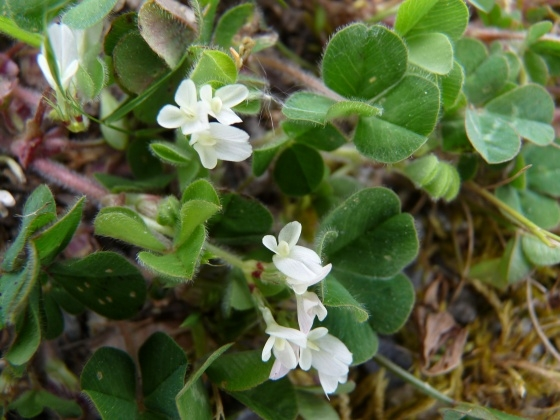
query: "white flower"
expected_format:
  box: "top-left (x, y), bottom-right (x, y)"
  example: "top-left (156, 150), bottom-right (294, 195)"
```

top-left (37, 23), bottom-right (79, 92)
top-left (299, 327), bottom-right (352, 395)
top-left (262, 221), bottom-right (328, 282)
top-left (296, 291), bottom-right (328, 334)
top-left (286, 263), bottom-right (331, 295)
top-left (261, 307), bottom-right (307, 380)
top-left (199, 83), bottom-right (248, 125)
top-left (157, 79), bottom-right (209, 135)
top-left (189, 122), bottom-right (251, 169)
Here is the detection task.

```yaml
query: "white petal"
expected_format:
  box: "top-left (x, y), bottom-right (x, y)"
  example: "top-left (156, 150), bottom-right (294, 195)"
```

top-left (37, 54), bottom-right (57, 90)
top-left (60, 60), bottom-right (79, 90)
top-left (199, 84), bottom-right (213, 103)
top-left (208, 122), bottom-right (249, 142)
top-left (318, 372), bottom-right (340, 395)
top-left (290, 245), bottom-right (322, 266)
top-left (296, 295), bottom-right (314, 334)
top-left (273, 340), bottom-right (298, 369)
top-left (299, 348), bottom-right (312, 371)
top-left (181, 118), bottom-right (209, 136)
top-left (262, 336), bottom-right (275, 361)
top-left (307, 327), bottom-right (329, 341)
top-left (216, 84), bottom-right (249, 107)
top-left (317, 334), bottom-right (353, 365)
top-left (193, 143), bottom-right (218, 169)
top-left (273, 255), bottom-right (318, 281)
top-left (278, 221), bottom-right (301, 248)
top-left (269, 359), bottom-right (291, 380)
top-left (157, 105), bottom-right (188, 129)
top-left (175, 79), bottom-right (197, 109)
top-left (214, 137), bottom-right (252, 162)
top-left (290, 281), bottom-right (309, 295)
top-left (262, 235), bottom-right (278, 253)
top-left (214, 108), bottom-right (242, 125)
top-left (311, 348), bottom-right (349, 378)
top-left (265, 324), bottom-right (307, 348)
top-left (50, 24), bottom-right (78, 79)
top-left (0, 190), bottom-right (15, 207)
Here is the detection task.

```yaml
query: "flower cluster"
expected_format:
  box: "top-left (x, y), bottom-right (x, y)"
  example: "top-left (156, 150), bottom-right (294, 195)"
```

top-left (157, 79), bottom-right (252, 169)
top-left (260, 221), bottom-right (353, 395)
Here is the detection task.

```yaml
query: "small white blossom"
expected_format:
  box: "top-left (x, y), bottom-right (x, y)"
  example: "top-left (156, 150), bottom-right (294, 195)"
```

top-left (296, 291), bottom-right (328, 334)
top-left (299, 327), bottom-right (352, 395)
top-left (286, 263), bottom-right (331, 295)
top-left (261, 307), bottom-right (307, 380)
top-left (189, 122), bottom-right (251, 169)
top-left (157, 79), bottom-right (209, 135)
top-left (262, 221), bottom-right (328, 282)
top-left (37, 23), bottom-right (79, 92)
top-left (199, 83), bottom-right (248, 125)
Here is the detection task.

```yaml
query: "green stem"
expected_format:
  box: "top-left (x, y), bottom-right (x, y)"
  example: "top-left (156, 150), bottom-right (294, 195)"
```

top-left (204, 242), bottom-right (248, 271)
top-left (466, 182), bottom-right (560, 247)
top-left (373, 354), bottom-right (456, 405)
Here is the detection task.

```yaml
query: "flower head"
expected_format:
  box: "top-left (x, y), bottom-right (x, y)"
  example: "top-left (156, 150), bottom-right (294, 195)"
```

top-left (260, 306), bottom-right (307, 380)
top-left (37, 23), bottom-right (79, 92)
top-left (296, 291), bottom-right (328, 334)
top-left (189, 122), bottom-right (251, 169)
top-left (299, 327), bottom-right (353, 395)
top-left (262, 221), bottom-right (327, 282)
top-left (157, 79), bottom-right (209, 135)
top-left (199, 83), bottom-right (248, 125)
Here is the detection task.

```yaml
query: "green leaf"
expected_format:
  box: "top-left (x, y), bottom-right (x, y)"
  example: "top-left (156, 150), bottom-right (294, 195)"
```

top-left (94, 207), bottom-right (168, 252)
top-left (463, 54), bottom-right (509, 105)
top-left (175, 343), bottom-right (233, 419)
top-left (252, 137), bottom-right (288, 176)
top-left (335, 272), bottom-right (415, 334)
top-left (322, 24), bottom-right (407, 100)
top-left (322, 276), bottom-right (369, 323)
top-left (455, 37), bottom-right (488, 76)
top-left (6, 285), bottom-right (41, 366)
top-left (127, 138), bottom-right (164, 180)
top-left (138, 226), bottom-right (206, 281)
top-left (76, 57), bottom-right (106, 100)
top-left (213, 3), bottom-right (254, 48)
top-left (140, 332), bottom-right (188, 418)
top-left (0, 244), bottom-right (40, 328)
top-left (113, 31), bottom-right (168, 94)
top-left (499, 234), bottom-right (532, 285)
top-left (524, 50), bottom-right (549, 84)
top-left (325, 101), bottom-right (383, 120)
top-left (209, 193), bottom-right (273, 245)
top-left (282, 92), bottom-right (336, 125)
top-left (5, 0), bottom-right (63, 32)
top-left (522, 143), bottom-right (560, 197)
top-left (189, 50), bottom-right (237, 86)
top-left (49, 252), bottom-right (147, 319)
top-left (43, 291), bottom-right (64, 340)
top-left (485, 84), bottom-right (555, 146)
top-left (192, 0), bottom-right (219, 45)
top-left (206, 350), bottom-right (273, 391)
top-left (469, 258), bottom-right (504, 290)
top-left (273, 144), bottom-right (325, 196)
top-left (81, 347), bottom-right (139, 418)
top-left (353, 75), bottom-right (440, 163)
top-left (32, 197), bottom-right (85, 265)
top-left (2, 185), bottom-right (56, 271)
top-left (404, 155), bottom-right (461, 201)
top-left (226, 267), bottom-right (253, 311)
top-left (103, 12), bottom-right (138, 56)
top-left (181, 178), bottom-right (220, 205)
top-left (468, 0), bottom-right (495, 13)
top-left (175, 200), bottom-right (221, 247)
top-left (321, 188), bottom-right (418, 279)
top-left (527, 21), bottom-right (553, 45)
top-left (395, 0), bottom-right (468, 41)
top-left (229, 378), bottom-right (298, 420)
top-left (62, 0), bottom-right (118, 29)
top-left (138, 0), bottom-right (195, 68)
top-left (496, 186), bottom-right (560, 230)
top-left (465, 107), bottom-right (520, 164)
top-left (406, 33), bottom-right (453, 75)
top-left (522, 234), bottom-right (560, 267)
top-left (320, 306), bottom-right (378, 365)
top-left (440, 61), bottom-right (464, 109)
top-left (283, 122), bottom-right (346, 152)
top-left (0, 16), bottom-right (42, 47)
top-left (9, 390), bottom-right (82, 419)
top-left (94, 173), bottom-right (174, 193)
top-left (150, 141), bottom-right (191, 166)
top-left (100, 89), bottom-right (129, 150)
top-left (296, 391), bottom-right (339, 420)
